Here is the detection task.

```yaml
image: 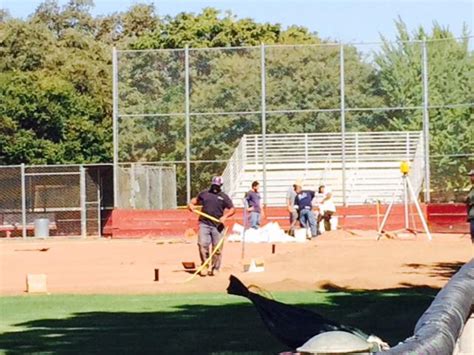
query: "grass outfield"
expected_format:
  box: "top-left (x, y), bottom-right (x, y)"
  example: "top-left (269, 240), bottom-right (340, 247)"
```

top-left (0, 288), bottom-right (437, 354)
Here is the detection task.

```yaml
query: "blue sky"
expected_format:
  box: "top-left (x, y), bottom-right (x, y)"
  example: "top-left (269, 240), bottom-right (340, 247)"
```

top-left (1, 0), bottom-right (472, 43)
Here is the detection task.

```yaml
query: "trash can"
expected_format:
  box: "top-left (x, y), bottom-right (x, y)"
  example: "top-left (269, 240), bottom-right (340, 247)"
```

top-left (34, 218), bottom-right (50, 238)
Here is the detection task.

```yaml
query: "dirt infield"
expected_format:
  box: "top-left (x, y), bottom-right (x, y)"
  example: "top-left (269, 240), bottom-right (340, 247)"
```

top-left (0, 231), bottom-right (472, 295)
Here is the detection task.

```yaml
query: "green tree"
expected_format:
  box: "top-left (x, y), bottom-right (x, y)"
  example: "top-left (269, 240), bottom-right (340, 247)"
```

top-left (1, 2), bottom-right (471, 204)
top-left (375, 20), bottom-right (473, 200)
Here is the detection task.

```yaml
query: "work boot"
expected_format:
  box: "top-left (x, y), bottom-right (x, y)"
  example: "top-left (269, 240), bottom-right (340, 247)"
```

top-left (199, 266), bottom-right (208, 277)
top-left (208, 268), bottom-right (220, 276)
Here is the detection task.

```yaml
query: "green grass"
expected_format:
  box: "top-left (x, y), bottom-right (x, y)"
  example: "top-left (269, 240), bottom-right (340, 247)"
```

top-left (0, 288), bottom-right (437, 354)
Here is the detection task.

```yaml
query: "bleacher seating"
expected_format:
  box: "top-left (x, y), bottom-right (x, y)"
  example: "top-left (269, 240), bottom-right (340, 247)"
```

top-left (222, 131), bottom-right (425, 207)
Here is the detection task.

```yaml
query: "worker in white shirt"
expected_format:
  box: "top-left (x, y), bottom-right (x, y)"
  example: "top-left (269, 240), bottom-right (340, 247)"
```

top-left (317, 185), bottom-right (336, 232)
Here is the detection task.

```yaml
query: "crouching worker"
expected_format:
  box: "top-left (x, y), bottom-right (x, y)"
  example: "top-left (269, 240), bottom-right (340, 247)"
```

top-left (188, 176), bottom-right (235, 276)
top-left (318, 185), bottom-right (336, 232)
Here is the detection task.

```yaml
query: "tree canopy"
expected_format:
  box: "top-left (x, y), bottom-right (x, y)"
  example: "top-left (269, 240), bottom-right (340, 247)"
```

top-left (0, 0), bottom-right (472, 201)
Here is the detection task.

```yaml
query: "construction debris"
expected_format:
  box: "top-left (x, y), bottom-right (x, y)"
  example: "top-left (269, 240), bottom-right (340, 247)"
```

top-left (228, 222), bottom-right (306, 243)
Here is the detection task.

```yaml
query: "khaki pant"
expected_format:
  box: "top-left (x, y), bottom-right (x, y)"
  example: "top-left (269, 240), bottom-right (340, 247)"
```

top-left (318, 211), bottom-right (334, 232)
top-left (198, 223), bottom-right (223, 271)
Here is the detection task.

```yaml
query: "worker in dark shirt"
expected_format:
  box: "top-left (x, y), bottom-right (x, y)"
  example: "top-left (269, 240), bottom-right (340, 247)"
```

top-left (294, 181), bottom-right (318, 239)
top-left (188, 176), bottom-right (235, 276)
top-left (246, 181), bottom-right (264, 229)
top-left (467, 169), bottom-right (474, 243)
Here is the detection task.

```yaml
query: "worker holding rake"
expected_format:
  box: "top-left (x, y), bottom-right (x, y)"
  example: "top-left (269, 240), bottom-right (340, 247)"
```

top-left (188, 176), bottom-right (235, 276)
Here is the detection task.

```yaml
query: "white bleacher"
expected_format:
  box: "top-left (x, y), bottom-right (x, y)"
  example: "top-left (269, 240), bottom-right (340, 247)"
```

top-left (222, 131), bottom-right (425, 207)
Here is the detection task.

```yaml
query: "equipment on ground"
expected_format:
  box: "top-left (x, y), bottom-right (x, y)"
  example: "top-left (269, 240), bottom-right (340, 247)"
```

top-left (377, 161), bottom-right (432, 241)
top-left (182, 261), bottom-right (196, 270)
top-left (297, 331), bottom-right (372, 354)
top-left (226, 275), bottom-right (388, 351)
top-left (26, 274), bottom-right (48, 293)
top-left (184, 227), bottom-right (228, 282)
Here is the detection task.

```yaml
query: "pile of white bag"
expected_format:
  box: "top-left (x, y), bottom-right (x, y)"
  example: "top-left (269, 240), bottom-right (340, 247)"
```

top-left (228, 222), bottom-right (306, 243)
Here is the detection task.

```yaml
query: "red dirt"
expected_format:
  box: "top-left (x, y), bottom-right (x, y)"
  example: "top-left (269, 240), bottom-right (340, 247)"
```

top-left (0, 231), bottom-right (472, 295)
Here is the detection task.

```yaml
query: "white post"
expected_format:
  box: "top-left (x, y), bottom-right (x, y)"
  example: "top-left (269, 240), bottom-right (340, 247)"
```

top-left (422, 39), bottom-right (430, 202)
top-left (158, 167), bottom-right (163, 209)
top-left (80, 165), bottom-right (86, 238)
top-left (21, 164), bottom-right (27, 239)
top-left (130, 163), bottom-right (136, 209)
top-left (340, 44), bottom-right (347, 206)
top-left (260, 43), bottom-right (267, 207)
top-left (97, 168), bottom-right (102, 238)
top-left (145, 167), bottom-right (150, 209)
top-left (185, 45), bottom-right (191, 203)
top-left (112, 47), bottom-right (119, 208)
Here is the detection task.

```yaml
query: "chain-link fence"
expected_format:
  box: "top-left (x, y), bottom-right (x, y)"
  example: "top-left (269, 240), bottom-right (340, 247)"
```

top-left (0, 164), bottom-right (115, 238)
top-left (0, 162), bottom-right (178, 238)
top-left (117, 163), bottom-right (177, 209)
top-left (114, 37), bottom-right (473, 207)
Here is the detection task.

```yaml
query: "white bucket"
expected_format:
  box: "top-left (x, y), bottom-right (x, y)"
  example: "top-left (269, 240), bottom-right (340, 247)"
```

top-left (232, 223), bottom-right (244, 234)
top-left (294, 229), bottom-right (307, 242)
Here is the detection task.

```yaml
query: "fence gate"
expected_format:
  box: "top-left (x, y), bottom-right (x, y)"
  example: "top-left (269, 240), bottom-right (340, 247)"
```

top-left (24, 166), bottom-right (85, 237)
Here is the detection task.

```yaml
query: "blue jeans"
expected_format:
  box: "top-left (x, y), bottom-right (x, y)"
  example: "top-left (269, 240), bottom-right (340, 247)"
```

top-left (300, 209), bottom-right (318, 237)
top-left (250, 212), bottom-right (261, 229)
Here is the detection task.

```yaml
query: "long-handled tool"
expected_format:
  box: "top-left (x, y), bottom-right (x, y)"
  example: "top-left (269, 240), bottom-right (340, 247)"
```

top-left (184, 227), bottom-right (228, 282)
top-left (184, 209), bottom-right (227, 282)
top-left (192, 209), bottom-right (225, 232)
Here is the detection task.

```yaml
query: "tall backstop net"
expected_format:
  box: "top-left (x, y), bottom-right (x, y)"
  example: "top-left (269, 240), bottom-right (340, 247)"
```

top-left (113, 38), bottom-right (473, 208)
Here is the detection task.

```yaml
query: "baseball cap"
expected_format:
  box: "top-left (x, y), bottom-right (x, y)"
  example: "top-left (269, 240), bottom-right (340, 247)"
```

top-left (468, 169), bottom-right (474, 176)
top-left (211, 176), bottom-right (224, 186)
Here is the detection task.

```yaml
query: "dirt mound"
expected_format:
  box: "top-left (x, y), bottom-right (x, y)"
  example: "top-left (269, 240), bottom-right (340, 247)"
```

top-left (0, 231), bottom-right (471, 295)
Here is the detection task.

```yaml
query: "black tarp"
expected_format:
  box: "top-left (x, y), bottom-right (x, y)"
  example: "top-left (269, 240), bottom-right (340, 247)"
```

top-left (378, 258), bottom-right (474, 354)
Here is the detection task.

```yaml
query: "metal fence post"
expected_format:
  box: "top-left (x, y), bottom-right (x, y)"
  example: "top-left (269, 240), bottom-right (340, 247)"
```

top-left (158, 166), bottom-right (163, 209)
top-left (172, 164), bottom-right (177, 208)
top-left (260, 43), bottom-right (267, 207)
top-left (340, 44), bottom-right (347, 206)
top-left (130, 163), bottom-right (136, 209)
top-left (145, 166), bottom-right (150, 209)
top-left (422, 39), bottom-right (431, 202)
top-left (112, 47), bottom-right (119, 208)
top-left (21, 163), bottom-right (27, 239)
top-left (185, 44), bottom-right (191, 203)
top-left (80, 165), bottom-right (86, 238)
top-left (97, 168), bottom-right (102, 238)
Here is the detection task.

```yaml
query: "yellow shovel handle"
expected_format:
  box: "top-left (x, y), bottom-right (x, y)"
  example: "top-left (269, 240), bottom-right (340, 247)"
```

top-left (192, 209), bottom-right (221, 224)
top-left (184, 227), bottom-right (228, 282)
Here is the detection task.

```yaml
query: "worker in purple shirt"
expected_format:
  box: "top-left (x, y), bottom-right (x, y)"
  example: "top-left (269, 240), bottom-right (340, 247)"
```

top-left (246, 181), bottom-right (264, 229)
top-left (294, 181), bottom-right (318, 239)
